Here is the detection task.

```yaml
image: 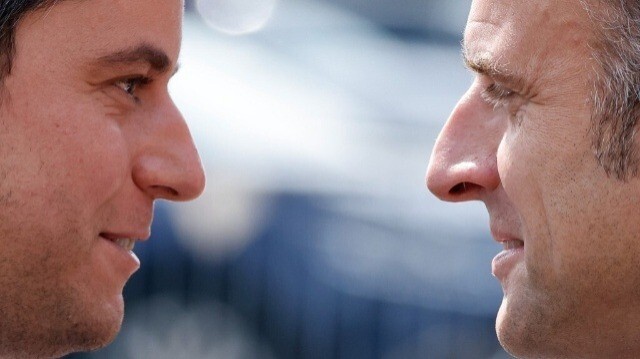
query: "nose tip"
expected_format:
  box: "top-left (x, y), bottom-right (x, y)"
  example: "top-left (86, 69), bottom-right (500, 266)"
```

top-left (177, 159), bottom-right (206, 201)
top-left (133, 150), bottom-right (206, 202)
top-left (426, 158), bottom-right (494, 202)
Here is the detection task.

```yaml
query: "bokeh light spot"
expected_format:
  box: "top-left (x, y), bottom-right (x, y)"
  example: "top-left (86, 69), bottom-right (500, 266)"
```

top-left (195, 0), bottom-right (278, 35)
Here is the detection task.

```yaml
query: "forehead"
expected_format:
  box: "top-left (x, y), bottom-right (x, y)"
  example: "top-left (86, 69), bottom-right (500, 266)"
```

top-left (464, 0), bottom-right (593, 88)
top-left (16, 0), bottom-right (184, 69)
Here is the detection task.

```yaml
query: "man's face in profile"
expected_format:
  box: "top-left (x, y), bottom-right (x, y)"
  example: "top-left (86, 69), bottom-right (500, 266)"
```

top-left (0, 0), bottom-right (204, 357)
top-left (428, 0), bottom-right (640, 357)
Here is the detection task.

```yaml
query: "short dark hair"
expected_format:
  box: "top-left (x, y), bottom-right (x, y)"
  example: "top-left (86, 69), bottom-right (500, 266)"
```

top-left (0, 0), bottom-right (59, 80)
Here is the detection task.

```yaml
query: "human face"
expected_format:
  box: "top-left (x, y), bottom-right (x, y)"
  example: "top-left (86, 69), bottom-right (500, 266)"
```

top-left (0, 0), bottom-right (204, 357)
top-left (427, 1), bottom-right (640, 358)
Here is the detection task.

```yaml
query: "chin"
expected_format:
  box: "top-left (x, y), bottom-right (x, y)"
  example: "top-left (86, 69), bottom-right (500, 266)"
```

top-left (495, 299), bottom-right (526, 357)
top-left (495, 293), bottom-right (567, 359)
top-left (84, 298), bottom-right (125, 346)
top-left (15, 310), bottom-right (123, 359)
top-left (55, 294), bottom-right (125, 356)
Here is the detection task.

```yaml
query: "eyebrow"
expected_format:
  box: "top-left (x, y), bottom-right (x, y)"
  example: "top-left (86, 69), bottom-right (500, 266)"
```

top-left (461, 42), bottom-right (525, 88)
top-left (94, 43), bottom-right (175, 75)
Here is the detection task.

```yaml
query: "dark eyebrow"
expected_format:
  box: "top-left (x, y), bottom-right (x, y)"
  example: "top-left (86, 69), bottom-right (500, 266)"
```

top-left (95, 43), bottom-right (174, 74)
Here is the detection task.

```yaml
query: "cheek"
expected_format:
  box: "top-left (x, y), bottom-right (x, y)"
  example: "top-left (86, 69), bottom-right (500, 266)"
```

top-left (0, 102), bottom-right (130, 232)
top-left (496, 117), bottom-right (634, 294)
top-left (0, 108), bottom-right (131, 291)
top-left (4, 96), bottom-right (129, 219)
top-left (496, 126), bottom-right (562, 285)
top-left (4, 73), bottom-right (129, 199)
top-left (496, 126), bottom-right (547, 210)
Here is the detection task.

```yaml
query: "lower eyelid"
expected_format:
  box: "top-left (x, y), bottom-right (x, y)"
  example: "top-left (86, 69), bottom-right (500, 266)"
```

top-left (100, 86), bottom-right (139, 108)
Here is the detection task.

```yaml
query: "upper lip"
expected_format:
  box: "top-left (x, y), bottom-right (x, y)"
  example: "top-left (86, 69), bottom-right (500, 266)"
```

top-left (100, 230), bottom-right (151, 242)
top-left (490, 225), bottom-right (522, 245)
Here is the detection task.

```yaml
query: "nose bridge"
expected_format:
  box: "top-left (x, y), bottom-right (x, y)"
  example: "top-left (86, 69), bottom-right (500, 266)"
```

top-left (426, 84), bottom-right (502, 201)
top-left (133, 97), bottom-right (206, 201)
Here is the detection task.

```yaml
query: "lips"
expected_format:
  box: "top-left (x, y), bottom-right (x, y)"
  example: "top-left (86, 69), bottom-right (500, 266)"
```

top-left (97, 231), bottom-right (144, 280)
top-left (99, 233), bottom-right (139, 252)
top-left (491, 228), bottom-right (524, 284)
top-left (501, 239), bottom-right (524, 250)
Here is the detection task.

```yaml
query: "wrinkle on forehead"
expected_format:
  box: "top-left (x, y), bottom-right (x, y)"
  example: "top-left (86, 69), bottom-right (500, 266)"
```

top-left (468, 0), bottom-right (554, 25)
top-left (467, 0), bottom-right (590, 54)
top-left (464, 0), bottom-right (594, 99)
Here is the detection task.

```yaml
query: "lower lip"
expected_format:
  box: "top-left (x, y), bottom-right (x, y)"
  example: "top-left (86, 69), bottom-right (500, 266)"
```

top-left (100, 236), bottom-right (140, 275)
top-left (492, 246), bottom-right (524, 282)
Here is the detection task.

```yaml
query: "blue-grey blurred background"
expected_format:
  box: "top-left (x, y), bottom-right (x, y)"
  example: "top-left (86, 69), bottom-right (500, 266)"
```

top-left (69, 0), bottom-right (512, 358)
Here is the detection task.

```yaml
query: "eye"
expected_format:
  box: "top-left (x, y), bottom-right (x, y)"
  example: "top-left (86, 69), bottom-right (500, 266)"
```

top-left (481, 82), bottom-right (528, 124)
top-left (114, 76), bottom-right (152, 101)
top-left (481, 83), bottom-right (516, 109)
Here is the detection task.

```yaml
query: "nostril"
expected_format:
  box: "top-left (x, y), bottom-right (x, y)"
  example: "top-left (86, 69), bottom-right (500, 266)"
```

top-left (449, 182), bottom-right (481, 196)
top-left (150, 185), bottom-right (179, 198)
top-left (450, 182), bottom-right (466, 195)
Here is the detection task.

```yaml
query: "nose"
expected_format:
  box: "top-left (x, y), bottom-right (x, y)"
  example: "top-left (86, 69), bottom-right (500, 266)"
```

top-left (132, 98), bottom-right (206, 201)
top-left (426, 85), bottom-right (502, 202)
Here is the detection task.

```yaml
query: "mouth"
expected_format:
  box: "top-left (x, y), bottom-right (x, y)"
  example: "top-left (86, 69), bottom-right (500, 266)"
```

top-left (501, 239), bottom-right (524, 250)
top-left (492, 242), bottom-right (524, 282)
top-left (491, 229), bottom-right (525, 284)
top-left (97, 231), bottom-right (143, 278)
top-left (99, 233), bottom-right (138, 252)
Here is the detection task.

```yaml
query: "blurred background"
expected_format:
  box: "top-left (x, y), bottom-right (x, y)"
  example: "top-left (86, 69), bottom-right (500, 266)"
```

top-left (69, 0), bottom-right (511, 358)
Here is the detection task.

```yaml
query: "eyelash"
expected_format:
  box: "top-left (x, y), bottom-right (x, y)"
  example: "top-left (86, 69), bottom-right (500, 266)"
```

top-left (481, 83), bottom-right (527, 124)
top-left (114, 75), bottom-right (152, 102)
top-left (481, 83), bottom-right (516, 109)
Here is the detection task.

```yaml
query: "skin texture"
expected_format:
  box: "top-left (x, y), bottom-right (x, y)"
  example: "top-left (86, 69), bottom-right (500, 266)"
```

top-left (427, 0), bottom-right (640, 358)
top-left (0, 0), bottom-right (205, 357)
